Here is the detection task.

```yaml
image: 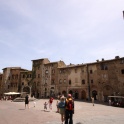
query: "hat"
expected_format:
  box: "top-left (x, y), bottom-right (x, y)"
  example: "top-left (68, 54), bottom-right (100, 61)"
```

top-left (60, 96), bottom-right (65, 99)
top-left (68, 94), bottom-right (71, 97)
top-left (60, 96), bottom-right (65, 101)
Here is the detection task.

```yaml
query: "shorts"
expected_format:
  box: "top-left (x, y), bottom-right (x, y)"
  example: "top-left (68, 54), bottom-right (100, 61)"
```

top-left (59, 108), bottom-right (65, 115)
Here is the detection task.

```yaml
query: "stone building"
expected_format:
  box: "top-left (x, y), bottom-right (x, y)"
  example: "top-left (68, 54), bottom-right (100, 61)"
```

top-left (42, 60), bottom-right (66, 98)
top-left (20, 70), bottom-right (32, 97)
top-left (58, 63), bottom-right (92, 100)
top-left (57, 56), bottom-right (124, 102)
top-left (95, 57), bottom-right (124, 102)
top-left (0, 56), bottom-right (124, 102)
top-left (0, 73), bottom-right (3, 95)
top-left (0, 67), bottom-right (27, 95)
top-left (29, 58), bottom-right (50, 98)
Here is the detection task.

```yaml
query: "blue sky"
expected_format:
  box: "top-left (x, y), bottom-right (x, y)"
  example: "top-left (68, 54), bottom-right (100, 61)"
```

top-left (0, 0), bottom-right (124, 72)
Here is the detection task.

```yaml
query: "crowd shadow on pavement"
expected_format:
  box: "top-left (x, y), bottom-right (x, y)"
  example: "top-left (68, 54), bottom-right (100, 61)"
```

top-left (76, 122), bottom-right (83, 124)
top-left (18, 108), bottom-right (25, 110)
top-left (41, 110), bottom-right (50, 112)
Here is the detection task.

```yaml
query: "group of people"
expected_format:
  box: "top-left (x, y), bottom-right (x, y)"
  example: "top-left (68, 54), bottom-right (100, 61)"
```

top-left (43, 94), bottom-right (74, 124)
top-left (25, 94), bottom-right (74, 124)
top-left (44, 97), bottom-right (54, 111)
top-left (56, 94), bottom-right (74, 124)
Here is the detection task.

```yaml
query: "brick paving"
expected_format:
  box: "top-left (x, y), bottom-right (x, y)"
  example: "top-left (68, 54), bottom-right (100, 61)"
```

top-left (0, 99), bottom-right (124, 124)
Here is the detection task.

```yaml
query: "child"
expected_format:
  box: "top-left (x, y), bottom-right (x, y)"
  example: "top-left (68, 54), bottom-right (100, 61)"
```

top-left (33, 101), bottom-right (36, 107)
top-left (91, 97), bottom-right (94, 106)
top-left (56, 100), bottom-right (59, 113)
top-left (44, 102), bottom-right (48, 111)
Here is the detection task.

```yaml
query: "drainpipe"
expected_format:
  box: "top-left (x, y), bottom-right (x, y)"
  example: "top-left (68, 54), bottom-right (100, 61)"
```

top-left (86, 64), bottom-right (91, 101)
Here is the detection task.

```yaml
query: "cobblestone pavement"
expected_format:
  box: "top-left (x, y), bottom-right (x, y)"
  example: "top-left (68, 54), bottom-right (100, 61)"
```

top-left (0, 99), bottom-right (124, 124)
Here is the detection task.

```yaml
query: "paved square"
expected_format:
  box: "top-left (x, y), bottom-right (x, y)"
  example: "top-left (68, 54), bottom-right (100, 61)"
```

top-left (0, 99), bottom-right (124, 124)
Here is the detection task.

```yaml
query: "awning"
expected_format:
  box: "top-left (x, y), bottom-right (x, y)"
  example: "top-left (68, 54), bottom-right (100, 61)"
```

top-left (4, 92), bottom-right (21, 95)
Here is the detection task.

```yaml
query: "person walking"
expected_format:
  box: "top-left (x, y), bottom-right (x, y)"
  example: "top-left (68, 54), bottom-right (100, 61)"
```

top-left (109, 99), bottom-right (111, 106)
top-left (49, 97), bottom-right (54, 111)
top-left (65, 94), bottom-right (74, 124)
top-left (33, 101), bottom-right (36, 107)
top-left (58, 96), bottom-right (65, 124)
top-left (91, 96), bottom-right (94, 106)
top-left (56, 100), bottom-right (59, 113)
top-left (25, 95), bottom-right (29, 109)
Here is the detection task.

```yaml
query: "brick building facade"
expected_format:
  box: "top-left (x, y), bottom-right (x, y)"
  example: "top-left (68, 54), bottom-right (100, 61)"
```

top-left (0, 56), bottom-right (124, 102)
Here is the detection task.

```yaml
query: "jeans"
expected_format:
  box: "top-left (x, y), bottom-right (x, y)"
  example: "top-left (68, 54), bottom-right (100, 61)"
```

top-left (65, 109), bottom-right (73, 124)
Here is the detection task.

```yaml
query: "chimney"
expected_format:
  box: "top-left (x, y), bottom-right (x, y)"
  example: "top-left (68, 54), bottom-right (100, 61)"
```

top-left (102, 58), bottom-right (104, 61)
top-left (115, 56), bottom-right (120, 59)
top-left (96, 60), bottom-right (99, 62)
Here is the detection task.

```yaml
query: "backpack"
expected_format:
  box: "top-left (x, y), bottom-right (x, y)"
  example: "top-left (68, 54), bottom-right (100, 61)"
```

top-left (67, 98), bottom-right (73, 110)
top-left (58, 101), bottom-right (65, 108)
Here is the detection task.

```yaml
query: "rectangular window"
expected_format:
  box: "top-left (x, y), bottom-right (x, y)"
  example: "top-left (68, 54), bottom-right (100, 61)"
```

top-left (51, 79), bottom-right (55, 85)
top-left (90, 70), bottom-right (93, 74)
top-left (121, 69), bottom-right (124, 74)
top-left (15, 75), bottom-right (18, 79)
top-left (22, 74), bottom-right (25, 78)
top-left (29, 74), bottom-right (32, 78)
top-left (0, 77), bottom-right (2, 80)
top-left (120, 59), bottom-right (124, 64)
top-left (101, 64), bottom-right (108, 70)
top-left (69, 80), bottom-right (71, 85)
top-left (52, 69), bottom-right (55, 74)
top-left (82, 80), bottom-right (85, 84)
top-left (38, 74), bottom-right (40, 78)
top-left (91, 80), bottom-right (93, 83)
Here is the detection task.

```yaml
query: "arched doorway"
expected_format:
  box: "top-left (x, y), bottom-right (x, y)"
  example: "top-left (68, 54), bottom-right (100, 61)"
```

top-left (23, 86), bottom-right (30, 94)
top-left (92, 90), bottom-right (97, 100)
top-left (81, 90), bottom-right (86, 100)
top-left (74, 91), bottom-right (79, 99)
top-left (31, 91), bottom-right (35, 97)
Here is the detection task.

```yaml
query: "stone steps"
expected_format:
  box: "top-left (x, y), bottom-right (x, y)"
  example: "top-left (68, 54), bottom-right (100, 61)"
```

top-left (13, 97), bottom-right (36, 102)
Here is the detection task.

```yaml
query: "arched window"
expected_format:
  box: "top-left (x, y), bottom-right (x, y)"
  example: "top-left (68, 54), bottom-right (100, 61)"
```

top-left (64, 79), bottom-right (66, 83)
top-left (45, 70), bottom-right (48, 74)
top-left (52, 69), bottom-right (55, 74)
top-left (59, 79), bottom-right (62, 84)
top-left (69, 80), bottom-right (71, 85)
